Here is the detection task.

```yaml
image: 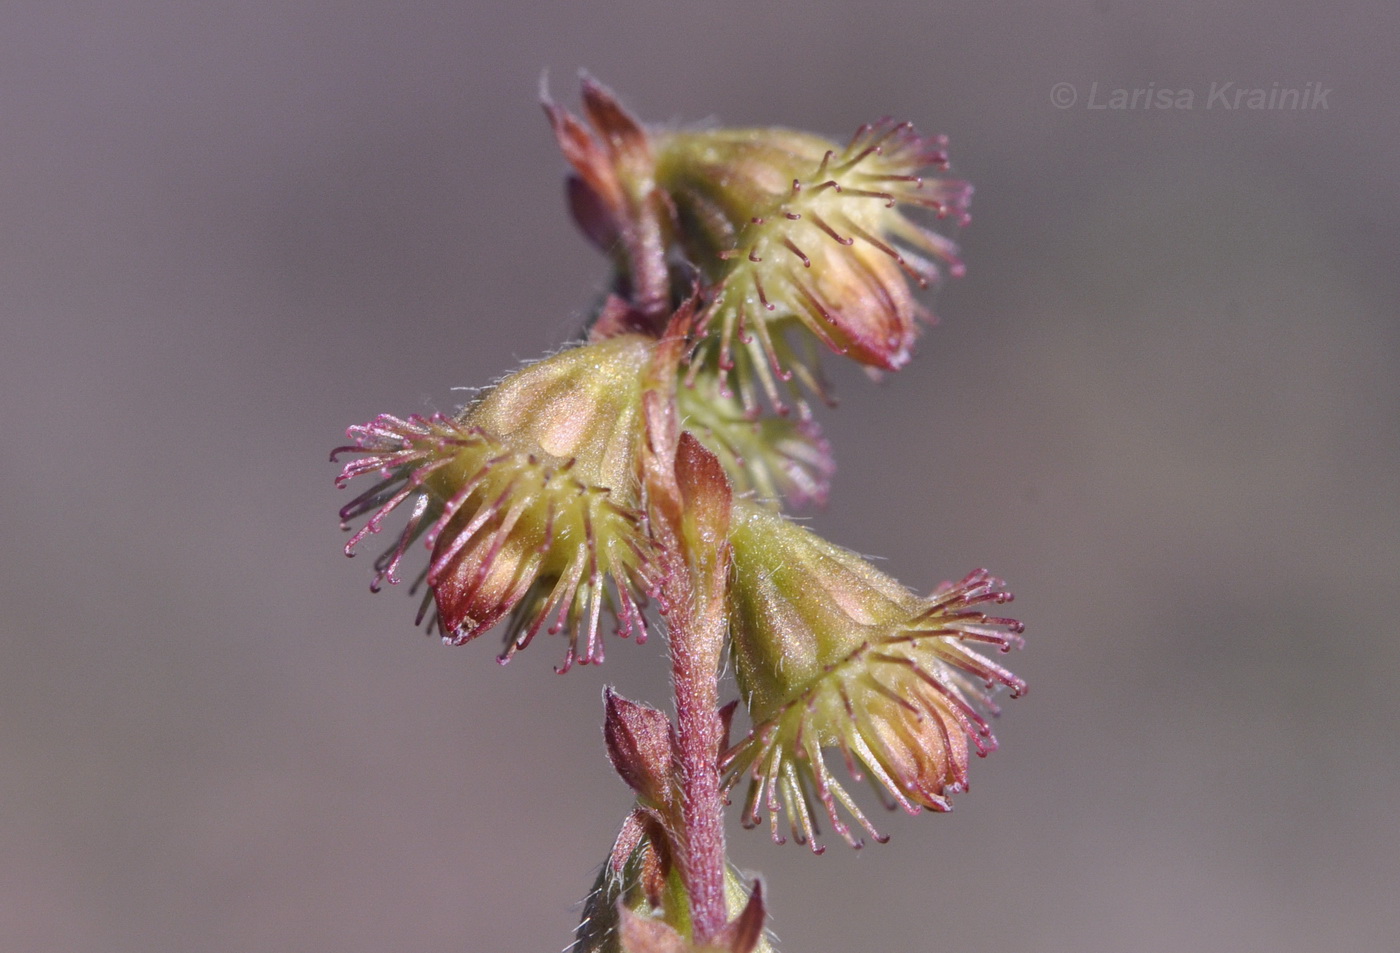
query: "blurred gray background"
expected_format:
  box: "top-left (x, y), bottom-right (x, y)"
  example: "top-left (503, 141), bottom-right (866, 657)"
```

top-left (3, 2), bottom-right (1397, 951)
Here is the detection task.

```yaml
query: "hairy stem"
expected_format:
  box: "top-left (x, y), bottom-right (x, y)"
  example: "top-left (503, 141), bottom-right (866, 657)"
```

top-left (667, 561), bottom-right (729, 942)
top-left (643, 358), bottom-right (734, 942)
top-left (624, 197), bottom-right (671, 326)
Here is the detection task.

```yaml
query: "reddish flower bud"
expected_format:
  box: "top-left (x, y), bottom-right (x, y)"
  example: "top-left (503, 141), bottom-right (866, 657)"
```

top-left (573, 812), bottom-right (670, 953)
top-left (544, 75), bottom-right (654, 260)
top-left (617, 882), bottom-right (768, 953)
top-left (617, 908), bottom-right (688, 953)
top-left (604, 688), bottom-right (676, 810)
top-left (544, 75), bottom-right (673, 323)
top-left (574, 814), bottom-right (772, 953)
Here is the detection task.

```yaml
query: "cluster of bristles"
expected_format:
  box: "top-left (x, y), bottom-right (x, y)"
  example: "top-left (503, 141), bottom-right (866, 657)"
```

top-left (334, 409), bottom-right (656, 672)
top-left (677, 120), bottom-right (973, 417)
top-left (724, 568), bottom-right (1025, 851)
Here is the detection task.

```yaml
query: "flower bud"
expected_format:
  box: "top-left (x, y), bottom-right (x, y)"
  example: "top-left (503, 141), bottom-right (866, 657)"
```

top-left (545, 75), bottom-right (673, 323)
top-left (656, 121), bottom-right (971, 410)
top-left (574, 814), bottom-right (772, 953)
top-left (333, 335), bottom-right (658, 670)
top-left (722, 501), bottom-right (1024, 850)
top-left (573, 812), bottom-right (669, 953)
top-left (604, 688), bottom-right (676, 810)
top-left (617, 880), bottom-right (768, 953)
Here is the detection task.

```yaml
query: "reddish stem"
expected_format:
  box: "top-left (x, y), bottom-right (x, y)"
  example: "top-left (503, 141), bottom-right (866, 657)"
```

top-left (625, 197), bottom-right (672, 327)
top-left (643, 375), bottom-right (732, 943)
top-left (667, 567), bottom-right (729, 942)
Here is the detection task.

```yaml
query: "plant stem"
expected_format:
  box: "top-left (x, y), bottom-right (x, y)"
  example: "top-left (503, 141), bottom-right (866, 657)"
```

top-left (624, 199), bottom-right (671, 326)
top-left (668, 567), bottom-right (729, 943)
top-left (641, 284), bottom-right (732, 944)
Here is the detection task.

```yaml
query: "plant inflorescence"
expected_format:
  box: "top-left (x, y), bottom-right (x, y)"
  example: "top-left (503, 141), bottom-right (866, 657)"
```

top-left (333, 76), bottom-right (1024, 953)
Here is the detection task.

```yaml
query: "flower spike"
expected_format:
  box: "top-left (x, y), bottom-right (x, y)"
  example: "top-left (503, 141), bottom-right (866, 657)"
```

top-left (332, 79), bottom-right (1019, 951)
